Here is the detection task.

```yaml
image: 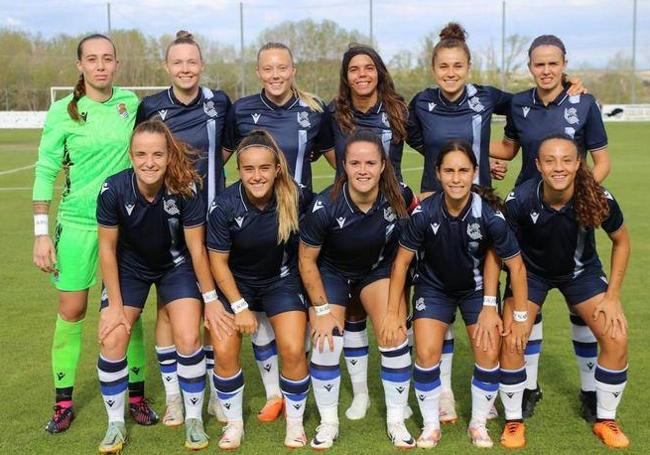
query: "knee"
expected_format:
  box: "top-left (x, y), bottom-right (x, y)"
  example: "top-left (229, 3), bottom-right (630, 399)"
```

top-left (101, 326), bottom-right (129, 356)
top-left (59, 305), bottom-right (86, 322)
top-left (175, 332), bottom-right (201, 355)
top-left (281, 341), bottom-right (307, 367)
top-left (415, 347), bottom-right (441, 368)
top-left (600, 334), bottom-right (628, 364)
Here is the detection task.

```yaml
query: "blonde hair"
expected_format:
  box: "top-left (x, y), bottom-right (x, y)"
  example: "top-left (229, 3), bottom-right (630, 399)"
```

top-left (257, 42), bottom-right (323, 113)
top-left (236, 130), bottom-right (299, 244)
top-left (166, 30), bottom-right (203, 61)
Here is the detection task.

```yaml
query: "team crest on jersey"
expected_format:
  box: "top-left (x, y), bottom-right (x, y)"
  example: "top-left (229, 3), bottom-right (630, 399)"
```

top-left (428, 102), bottom-right (436, 112)
top-left (385, 223), bottom-right (395, 238)
top-left (125, 203), bottom-right (135, 216)
top-left (234, 216), bottom-right (244, 228)
top-left (336, 217), bottom-right (346, 229)
top-left (252, 113), bottom-right (261, 124)
top-left (117, 103), bottom-right (129, 119)
top-left (564, 107), bottom-right (579, 125)
top-left (431, 222), bottom-right (440, 234)
top-left (203, 100), bottom-right (218, 118)
top-left (101, 182), bottom-right (110, 194)
top-left (522, 106), bottom-right (530, 118)
top-left (466, 222), bottom-right (482, 240)
top-left (381, 112), bottom-right (390, 128)
top-left (163, 198), bottom-right (180, 216)
top-left (415, 297), bottom-right (426, 312)
top-left (564, 127), bottom-right (576, 138)
top-left (297, 111), bottom-right (311, 128)
top-left (468, 96), bottom-right (485, 113)
top-left (384, 207), bottom-right (396, 223)
top-left (530, 211), bottom-right (540, 224)
top-left (158, 109), bottom-right (168, 121)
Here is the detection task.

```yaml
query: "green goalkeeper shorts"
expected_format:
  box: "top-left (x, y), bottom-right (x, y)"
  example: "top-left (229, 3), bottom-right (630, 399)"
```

top-left (51, 223), bottom-right (99, 291)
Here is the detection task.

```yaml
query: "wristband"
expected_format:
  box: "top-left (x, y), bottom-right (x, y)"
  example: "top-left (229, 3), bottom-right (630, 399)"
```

top-left (483, 296), bottom-right (498, 307)
top-left (34, 214), bottom-right (48, 236)
top-left (313, 303), bottom-right (331, 316)
top-left (513, 310), bottom-right (528, 322)
top-left (230, 298), bottom-right (249, 314)
top-left (202, 290), bottom-right (218, 304)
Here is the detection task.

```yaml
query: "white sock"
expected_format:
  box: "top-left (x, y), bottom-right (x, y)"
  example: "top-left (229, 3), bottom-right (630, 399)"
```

top-left (524, 313), bottom-right (542, 390)
top-left (155, 345), bottom-right (180, 400)
top-left (440, 325), bottom-right (454, 393)
top-left (251, 312), bottom-right (281, 399)
top-left (595, 364), bottom-right (627, 420)
top-left (570, 314), bottom-right (598, 392)
top-left (343, 319), bottom-right (369, 396)
top-left (280, 374), bottom-right (310, 421)
top-left (379, 340), bottom-right (412, 423)
top-left (310, 334), bottom-right (343, 424)
top-left (177, 348), bottom-right (206, 421)
top-left (213, 369), bottom-right (245, 422)
top-left (204, 345), bottom-right (216, 399)
top-left (471, 363), bottom-right (500, 425)
top-left (413, 363), bottom-right (441, 429)
top-left (97, 355), bottom-right (128, 423)
top-left (499, 367), bottom-right (527, 421)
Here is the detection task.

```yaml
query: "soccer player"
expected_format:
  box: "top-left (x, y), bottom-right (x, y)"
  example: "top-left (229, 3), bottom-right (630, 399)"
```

top-left (136, 30), bottom-right (231, 426)
top-left (381, 139), bottom-right (528, 448)
top-left (206, 130), bottom-right (312, 449)
top-left (491, 35), bottom-right (610, 421)
top-left (318, 44), bottom-right (410, 420)
top-left (498, 134), bottom-right (629, 449)
top-left (96, 120), bottom-right (228, 452)
top-left (222, 42), bottom-right (332, 422)
top-left (32, 34), bottom-right (154, 434)
top-left (299, 130), bottom-right (419, 449)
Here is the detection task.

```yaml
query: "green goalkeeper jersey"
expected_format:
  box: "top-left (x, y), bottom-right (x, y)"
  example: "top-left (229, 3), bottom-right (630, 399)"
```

top-left (33, 87), bottom-right (138, 229)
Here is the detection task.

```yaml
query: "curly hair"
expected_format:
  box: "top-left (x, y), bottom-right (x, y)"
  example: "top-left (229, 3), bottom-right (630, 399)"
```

top-left (330, 129), bottom-right (407, 218)
top-left (334, 45), bottom-right (408, 143)
top-left (436, 139), bottom-right (504, 212)
top-left (130, 120), bottom-right (201, 198)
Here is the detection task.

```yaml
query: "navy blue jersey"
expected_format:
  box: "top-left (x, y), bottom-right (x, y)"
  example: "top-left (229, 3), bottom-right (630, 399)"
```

top-left (136, 87), bottom-right (231, 206)
top-left (206, 181), bottom-right (312, 287)
top-left (96, 169), bottom-right (205, 277)
top-left (223, 91), bottom-right (332, 190)
top-left (322, 100), bottom-right (405, 181)
top-left (400, 192), bottom-right (520, 294)
top-left (505, 178), bottom-right (623, 280)
top-left (407, 84), bottom-right (511, 193)
top-left (504, 89), bottom-right (608, 186)
top-left (301, 182), bottom-right (416, 280)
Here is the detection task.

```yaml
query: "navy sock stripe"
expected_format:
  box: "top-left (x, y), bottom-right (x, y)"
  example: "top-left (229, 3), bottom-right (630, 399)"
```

top-left (344, 319), bottom-right (367, 331)
top-left (500, 368), bottom-right (527, 385)
top-left (213, 371), bottom-right (244, 393)
top-left (97, 357), bottom-right (127, 372)
top-left (380, 343), bottom-right (410, 358)
top-left (176, 350), bottom-right (205, 366)
top-left (280, 375), bottom-right (310, 394)
top-left (595, 366), bottom-right (627, 385)
top-left (343, 346), bottom-right (369, 357)
top-left (569, 314), bottom-right (587, 326)
top-left (473, 366), bottom-right (500, 384)
top-left (252, 340), bottom-right (278, 360)
top-left (156, 351), bottom-right (176, 363)
top-left (310, 362), bottom-right (340, 380)
top-left (534, 312), bottom-right (543, 324)
top-left (573, 341), bottom-right (598, 357)
top-left (524, 339), bottom-right (542, 355)
top-left (442, 339), bottom-right (454, 353)
top-left (413, 365), bottom-right (440, 383)
top-left (472, 377), bottom-right (500, 392)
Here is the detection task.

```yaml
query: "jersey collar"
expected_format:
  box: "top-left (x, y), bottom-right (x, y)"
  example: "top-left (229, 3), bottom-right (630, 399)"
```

top-left (238, 181), bottom-right (277, 212)
top-left (353, 100), bottom-right (383, 116)
top-left (440, 191), bottom-right (473, 221)
top-left (536, 178), bottom-right (575, 213)
top-left (343, 182), bottom-right (384, 215)
top-left (168, 87), bottom-right (202, 107)
top-left (531, 87), bottom-right (569, 107)
top-left (260, 89), bottom-right (299, 110)
top-left (130, 170), bottom-right (165, 205)
top-left (436, 85), bottom-right (468, 107)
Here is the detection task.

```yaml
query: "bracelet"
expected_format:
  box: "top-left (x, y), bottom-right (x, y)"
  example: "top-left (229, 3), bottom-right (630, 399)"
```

top-left (313, 303), bottom-right (331, 316)
top-left (483, 296), bottom-right (498, 307)
top-left (513, 310), bottom-right (528, 322)
top-left (202, 290), bottom-right (218, 304)
top-left (34, 214), bottom-right (48, 236)
top-left (230, 298), bottom-right (249, 314)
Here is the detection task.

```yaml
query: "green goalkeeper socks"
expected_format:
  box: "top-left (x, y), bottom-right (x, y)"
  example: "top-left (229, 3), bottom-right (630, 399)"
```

top-left (52, 315), bottom-right (84, 401)
top-left (127, 317), bottom-right (146, 398)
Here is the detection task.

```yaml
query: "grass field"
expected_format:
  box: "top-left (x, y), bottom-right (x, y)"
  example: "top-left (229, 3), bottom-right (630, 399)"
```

top-left (1, 123), bottom-right (649, 454)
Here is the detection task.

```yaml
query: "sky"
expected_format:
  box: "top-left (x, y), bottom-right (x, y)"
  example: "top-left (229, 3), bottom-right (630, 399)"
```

top-left (2, 0), bottom-right (649, 70)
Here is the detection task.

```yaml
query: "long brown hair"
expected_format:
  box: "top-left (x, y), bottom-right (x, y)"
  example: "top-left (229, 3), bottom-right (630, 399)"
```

top-left (539, 134), bottom-right (609, 228)
top-left (331, 129), bottom-right (407, 218)
top-left (68, 34), bottom-right (116, 122)
top-left (130, 120), bottom-right (201, 198)
top-left (432, 22), bottom-right (471, 66)
top-left (334, 45), bottom-right (407, 142)
top-left (257, 42), bottom-right (323, 113)
top-left (436, 139), bottom-right (505, 212)
top-left (236, 130), bottom-right (299, 244)
top-left (165, 30), bottom-right (203, 61)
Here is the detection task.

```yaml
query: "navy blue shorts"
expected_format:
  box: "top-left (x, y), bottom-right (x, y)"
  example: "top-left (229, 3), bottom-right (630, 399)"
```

top-left (217, 275), bottom-right (307, 318)
top-left (505, 268), bottom-right (608, 307)
top-left (100, 260), bottom-right (201, 310)
top-left (320, 262), bottom-right (391, 307)
top-left (412, 286), bottom-right (486, 326)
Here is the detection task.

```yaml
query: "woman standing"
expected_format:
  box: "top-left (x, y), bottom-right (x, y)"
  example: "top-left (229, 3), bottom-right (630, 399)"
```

top-left (32, 34), bottom-right (154, 433)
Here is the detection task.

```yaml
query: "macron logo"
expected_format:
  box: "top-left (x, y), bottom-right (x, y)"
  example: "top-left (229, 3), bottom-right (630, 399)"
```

top-left (336, 217), bottom-right (346, 229)
top-left (530, 211), bottom-right (539, 224)
top-left (522, 106), bottom-right (530, 118)
top-left (411, 205), bottom-right (422, 215)
top-left (235, 216), bottom-right (244, 228)
top-left (125, 204), bottom-right (135, 216)
top-left (428, 102), bottom-right (436, 112)
top-left (252, 113), bottom-right (261, 124)
top-left (101, 182), bottom-right (110, 194)
top-left (312, 200), bottom-right (324, 213)
top-left (431, 222), bottom-right (440, 234)
top-left (158, 109), bottom-right (168, 120)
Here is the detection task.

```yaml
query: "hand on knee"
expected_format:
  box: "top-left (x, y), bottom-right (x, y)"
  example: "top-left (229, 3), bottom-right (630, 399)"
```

top-left (101, 326), bottom-right (129, 358)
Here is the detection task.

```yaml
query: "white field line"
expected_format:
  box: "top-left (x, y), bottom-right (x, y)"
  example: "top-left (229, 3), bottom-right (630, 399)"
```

top-left (0, 163), bottom-right (35, 176)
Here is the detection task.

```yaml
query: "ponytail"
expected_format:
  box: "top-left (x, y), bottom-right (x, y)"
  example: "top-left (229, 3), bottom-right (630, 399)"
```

top-left (471, 184), bottom-right (505, 212)
top-left (67, 74), bottom-right (86, 122)
top-left (574, 161), bottom-right (609, 228)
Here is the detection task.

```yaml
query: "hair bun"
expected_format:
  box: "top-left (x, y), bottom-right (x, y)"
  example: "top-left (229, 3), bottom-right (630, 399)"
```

top-left (439, 22), bottom-right (467, 42)
top-left (176, 30), bottom-right (193, 40)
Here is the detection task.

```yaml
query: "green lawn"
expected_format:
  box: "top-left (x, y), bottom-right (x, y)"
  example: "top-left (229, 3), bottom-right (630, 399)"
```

top-left (0, 123), bottom-right (649, 454)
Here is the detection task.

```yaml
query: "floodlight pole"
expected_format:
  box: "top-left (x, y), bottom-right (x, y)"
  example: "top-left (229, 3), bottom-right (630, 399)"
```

top-left (501, 0), bottom-right (506, 90)
top-left (240, 2), bottom-right (245, 98)
top-left (107, 3), bottom-right (112, 36)
top-left (369, 0), bottom-right (373, 45)
top-left (631, 0), bottom-right (637, 103)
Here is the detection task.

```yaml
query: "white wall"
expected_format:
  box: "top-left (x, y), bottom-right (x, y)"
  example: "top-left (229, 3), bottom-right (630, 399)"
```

top-left (0, 112), bottom-right (47, 129)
